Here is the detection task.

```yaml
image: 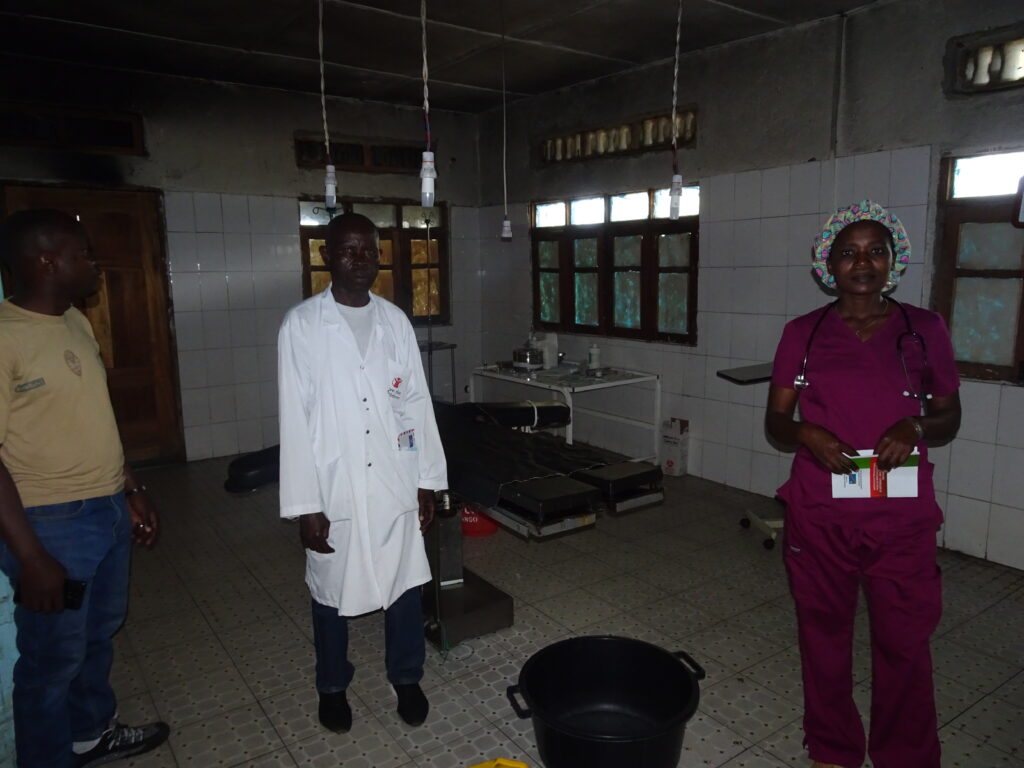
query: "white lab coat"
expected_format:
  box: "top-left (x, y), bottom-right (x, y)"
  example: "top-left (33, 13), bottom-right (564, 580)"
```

top-left (278, 289), bottom-right (447, 616)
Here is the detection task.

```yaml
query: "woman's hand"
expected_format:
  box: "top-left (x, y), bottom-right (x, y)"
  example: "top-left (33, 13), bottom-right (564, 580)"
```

top-left (798, 423), bottom-right (859, 474)
top-left (874, 418), bottom-right (919, 472)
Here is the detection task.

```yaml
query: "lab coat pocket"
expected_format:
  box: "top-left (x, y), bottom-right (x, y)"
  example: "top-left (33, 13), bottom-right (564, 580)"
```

top-left (319, 455), bottom-right (355, 521)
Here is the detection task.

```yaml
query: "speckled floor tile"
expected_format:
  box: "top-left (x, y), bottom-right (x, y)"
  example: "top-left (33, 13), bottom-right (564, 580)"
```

top-left (676, 711), bottom-right (751, 767)
top-left (259, 685), bottom-right (369, 747)
top-left (375, 685), bottom-right (487, 758)
top-left (168, 704), bottom-right (284, 766)
top-left (532, 588), bottom-right (620, 631)
top-left (412, 724), bottom-right (536, 768)
top-left (583, 571), bottom-right (669, 611)
top-left (284, 719), bottom-right (413, 768)
top-left (699, 675), bottom-right (802, 743)
top-left (151, 664), bottom-right (256, 727)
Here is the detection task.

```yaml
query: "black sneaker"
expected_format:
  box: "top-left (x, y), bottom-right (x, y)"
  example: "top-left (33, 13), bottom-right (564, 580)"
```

top-left (75, 721), bottom-right (170, 767)
top-left (318, 690), bottom-right (352, 733)
top-left (394, 683), bottom-right (429, 726)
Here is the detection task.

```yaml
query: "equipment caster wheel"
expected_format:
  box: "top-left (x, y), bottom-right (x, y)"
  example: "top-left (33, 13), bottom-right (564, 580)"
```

top-left (739, 517), bottom-right (751, 529)
top-left (763, 538), bottom-right (775, 550)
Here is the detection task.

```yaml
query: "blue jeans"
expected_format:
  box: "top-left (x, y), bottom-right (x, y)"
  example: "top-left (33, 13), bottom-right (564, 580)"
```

top-left (312, 586), bottom-right (425, 693)
top-left (0, 493), bottom-right (131, 768)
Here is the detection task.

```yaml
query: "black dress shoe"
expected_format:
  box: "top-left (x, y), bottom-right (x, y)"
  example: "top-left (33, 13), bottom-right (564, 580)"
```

top-left (394, 683), bottom-right (429, 726)
top-left (318, 690), bottom-right (352, 733)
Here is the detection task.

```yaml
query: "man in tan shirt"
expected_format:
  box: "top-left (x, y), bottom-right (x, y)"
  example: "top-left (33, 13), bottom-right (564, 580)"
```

top-left (0, 209), bottom-right (168, 767)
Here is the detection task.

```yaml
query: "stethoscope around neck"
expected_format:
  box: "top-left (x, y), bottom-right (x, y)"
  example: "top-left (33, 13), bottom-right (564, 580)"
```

top-left (794, 298), bottom-right (933, 408)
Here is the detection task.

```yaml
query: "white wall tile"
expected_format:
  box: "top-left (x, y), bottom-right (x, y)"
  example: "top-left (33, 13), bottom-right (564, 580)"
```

top-left (727, 404), bottom-right (753, 448)
top-left (751, 452), bottom-right (778, 497)
top-left (986, 504), bottom-right (1024, 570)
top-left (731, 314), bottom-right (760, 360)
top-left (171, 272), bottom-right (202, 312)
top-left (248, 196), bottom-right (277, 234)
top-left (755, 268), bottom-right (787, 318)
top-left (164, 192), bottom-right (195, 232)
top-left (703, 395), bottom-right (729, 438)
top-left (888, 205), bottom-right (927, 263)
top-left (205, 349), bottom-right (234, 386)
top-left (184, 425), bottom-right (212, 460)
top-left (260, 380), bottom-right (279, 417)
top-left (167, 232), bottom-right (198, 274)
top-left (786, 266), bottom-right (826, 317)
top-left (732, 273), bottom-right (760, 318)
top-left (224, 233), bottom-right (252, 271)
top-left (698, 267), bottom-right (731, 313)
top-left (990, 445), bottom-right (1024, 508)
top-left (221, 194), bottom-right (251, 233)
top-left (250, 234), bottom-right (278, 272)
top-left (210, 422), bottom-right (239, 457)
top-left (818, 160), bottom-right (837, 213)
top-left (261, 417), bottom-right (279, 447)
top-left (273, 197), bottom-right (298, 234)
top-left (701, 174), bottom-right (735, 223)
top-left (230, 310), bottom-right (259, 347)
top-left (257, 309), bottom-right (284, 346)
top-left (754, 314), bottom-right (787, 363)
top-left (226, 272), bottom-right (255, 310)
top-left (726, 446), bottom-right (752, 490)
top-left (700, 222), bottom-right (734, 268)
top-left (703, 313), bottom-right (731, 358)
top-left (252, 271), bottom-right (279, 309)
top-left (173, 311), bottom-right (204, 351)
top-left (193, 192), bottom-right (223, 232)
top-left (237, 420), bottom-right (264, 453)
top-left (195, 233), bottom-right (225, 272)
top-left (852, 151), bottom-right (891, 205)
top-left (888, 146), bottom-right (931, 207)
top-left (943, 494), bottom-right (990, 558)
top-left (732, 219), bottom-right (761, 267)
top-left (208, 384), bottom-right (236, 423)
top-left (177, 350), bottom-right (207, 389)
top-left (202, 310), bottom-right (232, 349)
top-left (199, 272), bottom-right (229, 311)
top-left (234, 382), bottom-right (261, 420)
top-left (276, 234), bottom-right (301, 267)
top-left (787, 214), bottom-right (820, 266)
top-left (956, 381), bottom-right (1001, 443)
top-left (761, 167), bottom-right (790, 218)
top-left (759, 218), bottom-right (789, 266)
top-left (997, 385), bottom-right (1024, 448)
top-left (891, 261), bottom-right (923, 305)
top-left (734, 171), bottom-right (762, 219)
top-left (232, 346), bottom-right (260, 383)
top-left (688, 438), bottom-right (703, 477)
top-left (833, 156), bottom-right (856, 208)
top-left (789, 162), bottom-right (820, 215)
top-left (180, 388), bottom-right (210, 428)
top-left (681, 356), bottom-right (707, 399)
top-left (703, 441), bottom-right (727, 483)
top-left (947, 439), bottom-right (996, 501)
top-left (258, 345), bottom-right (278, 381)
top-left (929, 442), bottom-right (951, 493)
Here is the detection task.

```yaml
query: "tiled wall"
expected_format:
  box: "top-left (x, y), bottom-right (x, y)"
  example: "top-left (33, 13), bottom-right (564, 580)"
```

top-left (477, 146), bottom-right (1024, 572)
top-left (165, 192), bottom-right (302, 460)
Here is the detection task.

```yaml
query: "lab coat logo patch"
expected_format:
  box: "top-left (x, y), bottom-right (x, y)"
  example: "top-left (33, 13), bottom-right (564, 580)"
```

top-left (388, 376), bottom-right (403, 399)
top-left (64, 350), bottom-right (82, 376)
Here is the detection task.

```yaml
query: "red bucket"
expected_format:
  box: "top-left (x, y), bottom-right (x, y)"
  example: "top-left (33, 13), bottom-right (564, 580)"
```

top-left (461, 504), bottom-right (499, 537)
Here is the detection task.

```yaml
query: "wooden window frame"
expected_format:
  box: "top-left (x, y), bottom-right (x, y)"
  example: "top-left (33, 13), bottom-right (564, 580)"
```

top-left (531, 190), bottom-right (699, 344)
top-left (300, 199), bottom-right (450, 326)
top-left (933, 157), bottom-right (1024, 381)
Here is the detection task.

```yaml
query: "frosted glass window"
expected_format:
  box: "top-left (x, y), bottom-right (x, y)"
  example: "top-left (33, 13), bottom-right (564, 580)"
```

top-left (300, 201), bottom-right (332, 226)
top-left (401, 206), bottom-right (441, 228)
top-left (308, 238), bottom-right (326, 267)
top-left (659, 274), bottom-right (689, 333)
top-left (659, 233), bottom-right (691, 267)
top-left (614, 272), bottom-right (641, 328)
top-left (352, 203), bottom-right (396, 228)
top-left (951, 277), bottom-right (1022, 365)
top-left (311, 270), bottom-right (331, 294)
top-left (538, 241), bottom-right (559, 268)
top-left (570, 197), bottom-right (605, 225)
top-left (574, 238), bottom-right (598, 267)
top-left (957, 223), bottom-right (1024, 269)
top-left (574, 273), bottom-right (599, 326)
top-left (952, 152), bottom-right (1024, 198)
top-left (614, 236), bottom-right (642, 267)
top-left (535, 202), bottom-right (566, 227)
top-left (411, 239), bottom-right (439, 265)
top-left (610, 192), bottom-right (649, 221)
top-left (539, 273), bottom-right (560, 322)
top-left (412, 268), bottom-right (440, 316)
top-left (654, 186), bottom-right (700, 218)
top-left (371, 270), bottom-right (395, 302)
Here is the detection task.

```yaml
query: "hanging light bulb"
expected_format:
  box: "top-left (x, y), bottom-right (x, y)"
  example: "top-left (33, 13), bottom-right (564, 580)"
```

top-left (324, 164), bottom-right (337, 212)
top-left (669, 173), bottom-right (682, 220)
top-left (501, 216), bottom-right (513, 240)
top-left (420, 151), bottom-right (436, 208)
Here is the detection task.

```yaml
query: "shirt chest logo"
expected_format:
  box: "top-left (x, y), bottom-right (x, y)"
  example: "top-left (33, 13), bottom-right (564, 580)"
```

top-left (14, 377), bottom-right (46, 393)
top-left (64, 350), bottom-right (82, 376)
top-left (388, 376), bottom-right (403, 399)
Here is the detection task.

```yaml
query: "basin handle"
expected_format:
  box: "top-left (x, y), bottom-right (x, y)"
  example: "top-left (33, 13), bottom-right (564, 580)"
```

top-left (673, 650), bottom-right (707, 680)
top-left (506, 684), bottom-right (532, 719)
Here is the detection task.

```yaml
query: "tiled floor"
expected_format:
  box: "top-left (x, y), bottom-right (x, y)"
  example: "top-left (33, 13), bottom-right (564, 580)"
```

top-left (114, 459), bottom-right (1024, 767)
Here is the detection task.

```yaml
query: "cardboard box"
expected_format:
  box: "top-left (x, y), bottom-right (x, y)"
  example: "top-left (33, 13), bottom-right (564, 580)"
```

top-left (660, 418), bottom-right (689, 477)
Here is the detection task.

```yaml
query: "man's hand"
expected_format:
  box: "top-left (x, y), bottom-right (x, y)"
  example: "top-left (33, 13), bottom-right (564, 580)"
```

top-left (300, 512), bottom-right (335, 553)
top-left (18, 551), bottom-right (67, 613)
top-left (417, 489), bottom-right (436, 533)
top-left (127, 492), bottom-right (160, 548)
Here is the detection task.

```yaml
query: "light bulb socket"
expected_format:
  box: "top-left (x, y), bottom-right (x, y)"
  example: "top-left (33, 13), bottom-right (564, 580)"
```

top-left (420, 151), bottom-right (437, 208)
top-left (500, 217), bottom-right (513, 240)
top-left (324, 163), bottom-right (338, 212)
top-left (669, 173), bottom-right (683, 220)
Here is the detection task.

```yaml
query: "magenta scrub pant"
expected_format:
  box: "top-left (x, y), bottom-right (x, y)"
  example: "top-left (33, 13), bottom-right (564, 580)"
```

top-left (784, 511), bottom-right (942, 768)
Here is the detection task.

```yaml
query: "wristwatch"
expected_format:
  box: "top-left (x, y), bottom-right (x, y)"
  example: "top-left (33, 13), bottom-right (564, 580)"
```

top-left (125, 484), bottom-right (147, 497)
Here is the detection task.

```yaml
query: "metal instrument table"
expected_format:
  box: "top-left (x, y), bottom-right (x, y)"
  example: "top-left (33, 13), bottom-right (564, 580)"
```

top-left (419, 341), bottom-right (457, 403)
top-left (468, 365), bottom-right (662, 461)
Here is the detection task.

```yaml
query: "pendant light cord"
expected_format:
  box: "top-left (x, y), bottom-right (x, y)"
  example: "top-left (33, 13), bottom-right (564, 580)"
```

top-left (500, 0), bottom-right (509, 218)
top-left (670, 0), bottom-right (683, 175)
top-left (318, 0), bottom-right (331, 161)
top-left (421, 0), bottom-right (432, 151)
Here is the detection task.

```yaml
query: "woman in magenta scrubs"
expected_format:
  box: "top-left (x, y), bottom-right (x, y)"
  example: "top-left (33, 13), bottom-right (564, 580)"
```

top-left (766, 201), bottom-right (961, 768)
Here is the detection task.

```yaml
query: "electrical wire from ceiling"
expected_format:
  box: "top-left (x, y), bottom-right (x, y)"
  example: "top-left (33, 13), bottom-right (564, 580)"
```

top-left (318, 0), bottom-right (337, 215)
top-left (420, 0), bottom-right (437, 209)
top-left (668, 0), bottom-right (684, 219)
top-left (500, 0), bottom-right (512, 241)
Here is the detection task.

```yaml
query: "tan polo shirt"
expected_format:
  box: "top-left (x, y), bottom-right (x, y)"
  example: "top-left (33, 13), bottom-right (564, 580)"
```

top-left (0, 301), bottom-right (124, 507)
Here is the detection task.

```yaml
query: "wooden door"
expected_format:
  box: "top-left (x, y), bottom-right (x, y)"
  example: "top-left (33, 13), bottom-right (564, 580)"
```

top-left (2, 186), bottom-right (183, 463)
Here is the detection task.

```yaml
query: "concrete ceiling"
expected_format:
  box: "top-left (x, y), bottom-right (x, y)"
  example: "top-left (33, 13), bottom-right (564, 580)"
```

top-left (1, 0), bottom-right (882, 112)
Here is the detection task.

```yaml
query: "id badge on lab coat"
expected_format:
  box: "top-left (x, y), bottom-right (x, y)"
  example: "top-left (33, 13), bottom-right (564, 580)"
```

top-left (398, 428), bottom-right (417, 451)
top-left (831, 449), bottom-right (919, 498)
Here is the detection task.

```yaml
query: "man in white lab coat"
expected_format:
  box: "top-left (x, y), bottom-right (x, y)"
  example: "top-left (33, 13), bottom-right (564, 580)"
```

top-left (277, 212), bottom-right (447, 733)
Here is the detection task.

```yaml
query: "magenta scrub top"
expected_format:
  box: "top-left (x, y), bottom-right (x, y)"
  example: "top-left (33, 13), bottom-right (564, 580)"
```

top-left (771, 301), bottom-right (959, 528)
